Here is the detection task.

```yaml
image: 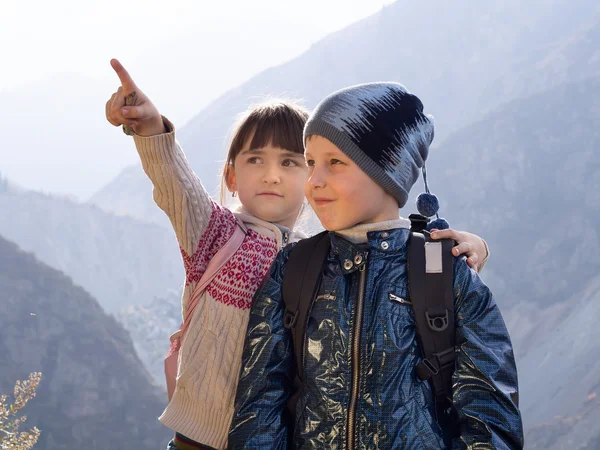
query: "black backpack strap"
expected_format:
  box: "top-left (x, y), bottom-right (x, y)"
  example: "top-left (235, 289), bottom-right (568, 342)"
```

top-left (408, 213), bottom-right (429, 233)
top-left (408, 231), bottom-right (456, 411)
top-left (282, 230), bottom-right (331, 379)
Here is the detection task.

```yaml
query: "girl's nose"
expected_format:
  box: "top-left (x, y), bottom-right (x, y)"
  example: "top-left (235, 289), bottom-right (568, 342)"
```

top-left (262, 164), bottom-right (282, 184)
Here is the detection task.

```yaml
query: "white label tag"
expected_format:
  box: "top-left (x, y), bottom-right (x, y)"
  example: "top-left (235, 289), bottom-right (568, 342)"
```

top-left (425, 242), bottom-right (443, 273)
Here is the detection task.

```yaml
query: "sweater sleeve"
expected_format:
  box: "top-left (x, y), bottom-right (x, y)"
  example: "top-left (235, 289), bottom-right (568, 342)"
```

top-left (132, 117), bottom-right (238, 311)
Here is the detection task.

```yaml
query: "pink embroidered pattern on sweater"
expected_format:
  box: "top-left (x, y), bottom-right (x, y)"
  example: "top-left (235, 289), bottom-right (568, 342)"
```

top-left (180, 205), bottom-right (278, 310)
top-left (180, 204), bottom-right (235, 286)
top-left (207, 229), bottom-right (277, 310)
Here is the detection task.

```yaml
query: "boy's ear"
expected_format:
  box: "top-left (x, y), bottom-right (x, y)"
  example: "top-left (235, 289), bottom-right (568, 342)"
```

top-left (225, 165), bottom-right (237, 192)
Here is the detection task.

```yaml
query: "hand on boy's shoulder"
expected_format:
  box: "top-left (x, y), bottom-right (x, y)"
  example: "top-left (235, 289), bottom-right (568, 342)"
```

top-left (430, 228), bottom-right (489, 272)
top-left (105, 58), bottom-right (166, 137)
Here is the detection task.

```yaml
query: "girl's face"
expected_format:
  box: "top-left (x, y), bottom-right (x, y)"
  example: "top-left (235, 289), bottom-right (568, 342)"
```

top-left (304, 135), bottom-right (399, 231)
top-left (227, 140), bottom-right (308, 229)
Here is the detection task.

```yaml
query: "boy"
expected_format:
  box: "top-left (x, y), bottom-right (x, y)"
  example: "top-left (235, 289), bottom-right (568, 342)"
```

top-left (228, 83), bottom-right (523, 449)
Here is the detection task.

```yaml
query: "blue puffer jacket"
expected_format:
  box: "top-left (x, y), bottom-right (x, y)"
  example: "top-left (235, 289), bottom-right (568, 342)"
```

top-left (228, 227), bottom-right (523, 449)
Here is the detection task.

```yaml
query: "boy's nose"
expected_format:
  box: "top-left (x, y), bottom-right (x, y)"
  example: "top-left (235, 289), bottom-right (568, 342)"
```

top-left (308, 168), bottom-right (326, 189)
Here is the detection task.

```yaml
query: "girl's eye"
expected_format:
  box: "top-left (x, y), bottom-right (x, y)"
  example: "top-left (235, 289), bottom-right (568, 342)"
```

top-left (247, 157), bottom-right (262, 164)
top-left (282, 159), bottom-right (299, 167)
top-left (306, 159), bottom-right (315, 167)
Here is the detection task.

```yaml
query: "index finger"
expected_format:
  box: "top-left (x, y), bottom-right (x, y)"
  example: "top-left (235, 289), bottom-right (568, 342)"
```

top-left (429, 228), bottom-right (461, 241)
top-left (110, 58), bottom-right (137, 92)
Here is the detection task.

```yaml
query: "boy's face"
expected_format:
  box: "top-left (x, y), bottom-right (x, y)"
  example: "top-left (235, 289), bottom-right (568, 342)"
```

top-left (304, 136), bottom-right (400, 231)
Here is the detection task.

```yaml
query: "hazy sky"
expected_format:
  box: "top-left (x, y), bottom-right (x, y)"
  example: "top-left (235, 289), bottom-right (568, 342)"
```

top-left (1, 0), bottom-right (394, 125)
top-left (0, 0), bottom-right (393, 199)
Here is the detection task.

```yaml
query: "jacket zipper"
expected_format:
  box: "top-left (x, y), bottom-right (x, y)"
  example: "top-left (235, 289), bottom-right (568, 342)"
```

top-left (389, 292), bottom-right (412, 305)
top-left (315, 293), bottom-right (336, 301)
top-left (282, 232), bottom-right (289, 247)
top-left (347, 258), bottom-right (368, 449)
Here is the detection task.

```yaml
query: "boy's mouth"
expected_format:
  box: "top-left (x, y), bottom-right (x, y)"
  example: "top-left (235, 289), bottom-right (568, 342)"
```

top-left (312, 197), bottom-right (334, 206)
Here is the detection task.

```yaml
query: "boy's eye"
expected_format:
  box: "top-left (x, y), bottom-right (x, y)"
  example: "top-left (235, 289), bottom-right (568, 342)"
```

top-left (331, 159), bottom-right (343, 165)
top-left (306, 159), bottom-right (315, 167)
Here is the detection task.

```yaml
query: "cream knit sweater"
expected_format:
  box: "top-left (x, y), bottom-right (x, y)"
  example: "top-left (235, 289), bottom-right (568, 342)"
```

top-left (133, 120), bottom-right (305, 449)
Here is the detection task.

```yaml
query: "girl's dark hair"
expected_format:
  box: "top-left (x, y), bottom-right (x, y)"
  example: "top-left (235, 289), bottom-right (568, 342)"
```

top-left (220, 99), bottom-right (310, 204)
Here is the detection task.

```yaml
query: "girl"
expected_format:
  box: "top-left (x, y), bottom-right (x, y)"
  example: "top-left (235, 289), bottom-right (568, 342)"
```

top-left (105, 59), bottom-right (490, 450)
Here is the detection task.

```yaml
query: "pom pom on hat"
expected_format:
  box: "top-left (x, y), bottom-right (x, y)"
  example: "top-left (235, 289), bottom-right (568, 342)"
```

top-left (418, 165), bottom-right (450, 231)
top-left (416, 193), bottom-right (439, 218)
top-left (427, 218), bottom-right (450, 231)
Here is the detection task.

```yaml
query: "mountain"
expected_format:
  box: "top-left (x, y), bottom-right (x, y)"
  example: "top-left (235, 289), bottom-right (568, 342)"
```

top-left (481, 12), bottom-right (600, 110)
top-left (117, 290), bottom-right (181, 387)
top-left (526, 394), bottom-right (600, 449)
top-left (0, 235), bottom-right (170, 449)
top-left (422, 76), bottom-right (600, 441)
top-left (428, 76), bottom-right (600, 312)
top-left (0, 182), bottom-right (182, 313)
top-left (516, 275), bottom-right (600, 436)
top-left (89, 162), bottom-right (172, 227)
top-left (0, 73), bottom-right (140, 200)
top-left (90, 0), bottom-right (600, 222)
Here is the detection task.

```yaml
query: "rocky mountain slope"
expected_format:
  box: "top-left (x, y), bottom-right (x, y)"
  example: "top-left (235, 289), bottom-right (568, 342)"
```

top-left (0, 235), bottom-right (170, 449)
top-left (0, 184), bottom-right (182, 313)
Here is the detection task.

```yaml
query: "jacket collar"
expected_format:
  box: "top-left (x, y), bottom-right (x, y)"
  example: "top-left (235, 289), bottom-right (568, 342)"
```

top-left (333, 218), bottom-right (411, 244)
top-left (330, 220), bottom-right (411, 274)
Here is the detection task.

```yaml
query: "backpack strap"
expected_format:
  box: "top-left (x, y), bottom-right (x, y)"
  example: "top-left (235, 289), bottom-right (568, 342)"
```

top-left (282, 230), bottom-right (330, 378)
top-left (180, 218), bottom-right (248, 336)
top-left (166, 218), bottom-right (247, 401)
top-left (408, 230), bottom-right (456, 412)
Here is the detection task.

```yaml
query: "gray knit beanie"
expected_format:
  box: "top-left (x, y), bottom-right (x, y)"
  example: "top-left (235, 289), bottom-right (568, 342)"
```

top-left (304, 82), bottom-right (434, 208)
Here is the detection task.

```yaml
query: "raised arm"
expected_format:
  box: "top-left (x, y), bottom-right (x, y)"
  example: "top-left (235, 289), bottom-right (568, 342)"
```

top-left (105, 59), bottom-right (236, 298)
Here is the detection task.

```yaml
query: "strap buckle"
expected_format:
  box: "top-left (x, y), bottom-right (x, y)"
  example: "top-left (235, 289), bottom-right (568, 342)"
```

top-left (416, 358), bottom-right (439, 380)
top-left (416, 347), bottom-right (456, 381)
top-left (426, 309), bottom-right (449, 331)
